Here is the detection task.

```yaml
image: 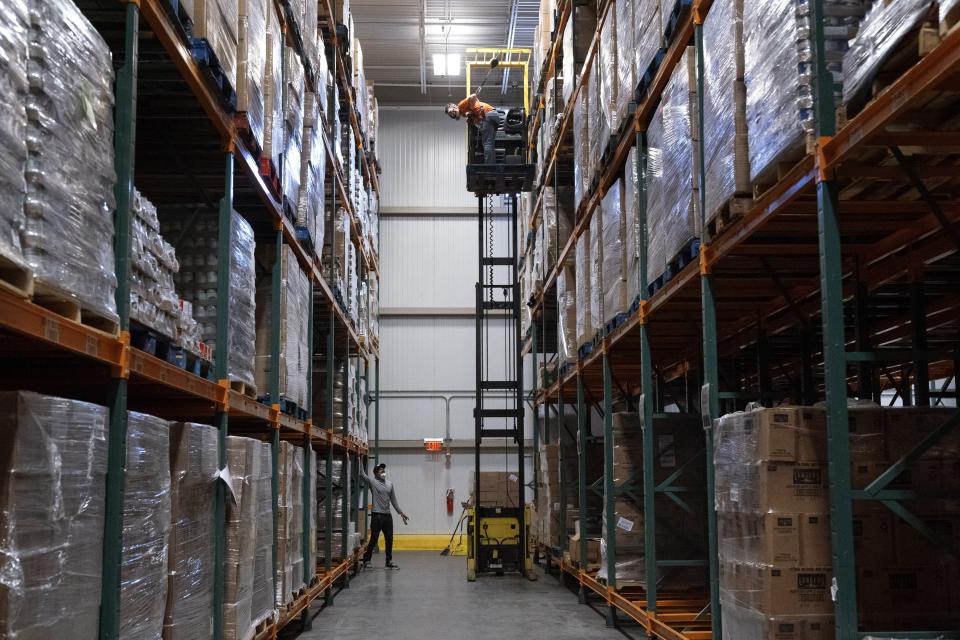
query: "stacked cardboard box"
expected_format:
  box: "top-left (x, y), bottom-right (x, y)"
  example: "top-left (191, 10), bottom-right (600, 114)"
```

top-left (0, 391), bottom-right (108, 639)
top-left (283, 46), bottom-right (305, 213)
top-left (298, 90), bottom-right (326, 255)
top-left (600, 178), bottom-right (627, 324)
top-left (715, 406), bottom-right (833, 638)
top-left (188, 0), bottom-right (239, 89)
top-left (254, 244), bottom-right (310, 408)
top-left (262, 6), bottom-right (283, 172)
top-left (601, 412), bottom-right (707, 588)
top-left (275, 442), bottom-right (306, 606)
top-left (624, 147), bottom-right (641, 305)
top-left (471, 471), bottom-right (521, 508)
top-left (120, 413), bottom-right (172, 639)
top-left (165, 422), bottom-right (219, 640)
top-left (556, 264), bottom-right (578, 365)
top-left (317, 458), bottom-right (348, 563)
top-left (598, 1), bottom-right (619, 142)
top-left (536, 445), bottom-right (580, 547)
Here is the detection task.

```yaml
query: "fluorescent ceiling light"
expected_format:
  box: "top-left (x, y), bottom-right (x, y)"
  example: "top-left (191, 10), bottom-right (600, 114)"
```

top-left (433, 53), bottom-right (460, 76)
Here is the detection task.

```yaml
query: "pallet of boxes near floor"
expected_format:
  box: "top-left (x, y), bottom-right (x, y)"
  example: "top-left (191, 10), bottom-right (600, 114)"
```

top-left (714, 405), bottom-right (960, 636)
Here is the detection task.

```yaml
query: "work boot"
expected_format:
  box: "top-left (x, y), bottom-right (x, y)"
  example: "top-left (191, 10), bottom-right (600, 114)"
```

top-left (385, 562), bottom-right (399, 569)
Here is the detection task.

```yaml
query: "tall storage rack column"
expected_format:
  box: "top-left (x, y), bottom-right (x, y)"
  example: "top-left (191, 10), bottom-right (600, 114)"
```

top-left (522, 0), bottom-right (960, 638)
top-left (0, 0), bottom-right (380, 636)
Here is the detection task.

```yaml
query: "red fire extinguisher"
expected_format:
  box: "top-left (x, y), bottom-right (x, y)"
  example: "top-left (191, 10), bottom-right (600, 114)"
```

top-left (446, 488), bottom-right (455, 515)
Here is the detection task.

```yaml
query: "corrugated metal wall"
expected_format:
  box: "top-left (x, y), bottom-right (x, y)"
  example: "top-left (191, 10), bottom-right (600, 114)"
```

top-left (376, 109), bottom-right (532, 534)
top-left (379, 108), bottom-right (477, 211)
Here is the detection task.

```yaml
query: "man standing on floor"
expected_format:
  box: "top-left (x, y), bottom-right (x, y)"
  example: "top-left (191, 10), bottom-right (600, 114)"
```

top-left (360, 462), bottom-right (409, 569)
top-left (445, 93), bottom-right (501, 164)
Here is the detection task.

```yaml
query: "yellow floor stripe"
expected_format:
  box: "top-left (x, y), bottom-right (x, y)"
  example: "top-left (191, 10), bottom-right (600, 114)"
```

top-left (375, 534), bottom-right (468, 554)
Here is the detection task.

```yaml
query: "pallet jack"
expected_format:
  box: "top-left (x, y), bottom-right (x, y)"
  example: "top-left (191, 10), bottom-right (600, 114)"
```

top-left (463, 48), bottom-right (536, 581)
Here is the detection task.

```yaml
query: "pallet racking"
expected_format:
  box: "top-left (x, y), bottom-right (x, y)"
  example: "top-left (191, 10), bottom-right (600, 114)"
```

top-left (0, 0), bottom-right (381, 637)
top-left (524, 1), bottom-right (960, 639)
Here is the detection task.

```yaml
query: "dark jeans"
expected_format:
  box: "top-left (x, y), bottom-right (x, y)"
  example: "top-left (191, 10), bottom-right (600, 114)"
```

top-left (363, 512), bottom-right (394, 564)
top-left (479, 110), bottom-right (501, 164)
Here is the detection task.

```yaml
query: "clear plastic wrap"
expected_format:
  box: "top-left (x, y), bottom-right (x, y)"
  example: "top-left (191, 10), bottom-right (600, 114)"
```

top-left (262, 7), bottom-right (283, 168)
top-left (191, 0), bottom-right (239, 88)
top-left (224, 436), bottom-right (258, 640)
top-left (121, 412), bottom-right (172, 640)
top-left (624, 147), bottom-right (640, 305)
top-left (237, 0), bottom-right (267, 149)
top-left (254, 244), bottom-right (310, 407)
top-left (298, 96), bottom-right (326, 256)
top-left (301, 0), bottom-right (318, 73)
top-left (543, 186), bottom-right (573, 266)
top-left (587, 55), bottom-right (602, 186)
top-left (283, 46), bottom-right (305, 212)
top-left (562, 14), bottom-right (575, 104)
top-left (251, 441), bottom-right (274, 627)
top-left (702, 0), bottom-right (750, 221)
top-left (589, 212), bottom-right (602, 338)
top-left (0, 0), bottom-right (28, 277)
top-left (164, 422), bottom-right (218, 640)
top-left (0, 391), bottom-right (108, 639)
top-left (164, 210), bottom-right (257, 390)
top-left (633, 0), bottom-right (663, 84)
top-left (598, 1), bottom-right (619, 141)
top-left (130, 189), bottom-right (182, 339)
top-left (645, 48), bottom-right (698, 283)
top-left (575, 230), bottom-right (592, 346)
top-left (24, 0), bottom-right (117, 322)
top-left (601, 179), bottom-right (626, 323)
top-left (573, 79), bottom-right (590, 212)
top-left (615, 0), bottom-right (635, 126)
top-left (842, 0), bottom-right (933, 108)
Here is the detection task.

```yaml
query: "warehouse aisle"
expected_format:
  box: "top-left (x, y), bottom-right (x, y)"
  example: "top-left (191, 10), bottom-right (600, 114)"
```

top-left (299, 552), bottom-right (626, 639)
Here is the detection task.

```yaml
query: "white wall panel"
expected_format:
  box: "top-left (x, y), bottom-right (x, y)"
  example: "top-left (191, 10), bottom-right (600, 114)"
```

top-left (379, 108), bottom-right (476, 211)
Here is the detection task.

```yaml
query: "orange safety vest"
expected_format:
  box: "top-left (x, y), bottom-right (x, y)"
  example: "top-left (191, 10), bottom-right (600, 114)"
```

top-left (457, 95), bottom-right (494, 126)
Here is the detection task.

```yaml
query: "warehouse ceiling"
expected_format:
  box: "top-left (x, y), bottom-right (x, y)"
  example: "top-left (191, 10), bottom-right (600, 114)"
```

top-left (349, 0), bottom-right (540, 107)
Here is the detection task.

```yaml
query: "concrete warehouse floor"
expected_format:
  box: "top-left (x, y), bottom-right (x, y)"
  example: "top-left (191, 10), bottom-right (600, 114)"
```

top-left (296, 551), bottom-right (630, 639)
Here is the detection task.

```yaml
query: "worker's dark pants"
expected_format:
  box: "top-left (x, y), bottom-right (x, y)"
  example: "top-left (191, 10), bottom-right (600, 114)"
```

top-left (479, 110), bottom-right (501, 164)
top-left (364, 512), bottom-right (393, 564)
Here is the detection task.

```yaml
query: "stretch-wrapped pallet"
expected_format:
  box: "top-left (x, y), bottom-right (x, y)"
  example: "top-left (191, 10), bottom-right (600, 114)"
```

top-left (283, 47), bottom-right (305, 213)
top-left (573, 76), bottom-right (591, 212)
top-left (0, 391), bottom-right (108, 639)
top-left (601, 179), bottom-right (626, 324)
top-left (702, 0), bottom-right (750, 223)
top-left (237, 0), bottom-right (267, 149)
top-left (24, 0), bottom-right (117, 322)
top-left (120, 413), bottom-right (172, 640)
top-left (645, 47), bottom-right (698, 284)
top-left (575, 229), bottom-right (592, 346)
top-left (624, 147), bottom-right (640, 305)
top-left (598, 0), bottom-right (619, 141)
top-left (164, 422), bottom-right (218, 640)
top-left (615, 0), bottom-right (635, 127)
top-left (262, 7), bottom-right (283, 170)
top-left (130, 190), bottom-right (182, 339)
top-left (557, 264), bottom-right (577, 365)
top-left (0, 0), bottom-right (28, 280)
top-left (190, 0), bottom-right (239, 89)
top-left (633, 0), bottom-right (662, 88)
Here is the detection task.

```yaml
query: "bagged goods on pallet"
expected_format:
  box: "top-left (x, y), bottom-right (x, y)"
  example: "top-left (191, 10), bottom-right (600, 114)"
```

top-left (164, 423), bottom-right (218, 640)
top-left (254, 244), bottom-right (310, 408)
top-left (601, 179), bottom-right (627, 324)
top-left (575, 229), bottom-right (592, 346)
top-left (237, 0), bottom-right (267, 150)
top-left (598, 2), bottom-right (620, 142)
top-left (843, 0), bottom-right (936, 114)
top-left (283, 47), bottom-right (305, 213)
top-left (130, 190), bottom-right (183, 340)
top-left (121, 413), bottom-right (172, 640)
top-left (164, 211), bottom-right (257, 391)
top-left (0, 0), bottom-right (29, 281)
top-left (702, 0), bottom-right (750, 225)
top-left (624, 147), bottom-right (641, 305)
top-left (557, 264), bottom-right (578, 364)
top-left (252, 441), bottom-right (274, 624)
top-left (615, 0), bottom-right (635, 127)
top-left (0, 392), bottom-right (108, 639)
top-left (262, 7), bottom-right (284, 171)
top-left (634, 0), bottom-right (663, 90)
top-left (645, 47), bottom-right (699, 285)
top-left (744, 0), bottom-right (859, 184)
top-left (189, 0), bottom-right (239, 89)
top-left (24, 0), bottom-right (117, 322)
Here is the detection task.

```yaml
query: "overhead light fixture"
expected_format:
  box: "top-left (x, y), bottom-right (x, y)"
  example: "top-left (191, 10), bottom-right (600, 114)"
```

top-left (433, 53), bottom-right (461, 76)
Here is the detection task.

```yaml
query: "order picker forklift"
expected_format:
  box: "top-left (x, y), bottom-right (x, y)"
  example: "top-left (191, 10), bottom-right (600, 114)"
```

top-left (464, 48), bottom-right (536, 581)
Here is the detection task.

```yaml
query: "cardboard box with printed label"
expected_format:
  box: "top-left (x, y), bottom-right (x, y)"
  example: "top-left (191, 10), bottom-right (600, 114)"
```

top-left (852, 512), bottom-right (895, 567)
top-left (857, 563), bottom-right (952, 616)
top-left (470, 471), bottom-right (520, 508)
top-left (727, 561), bottom-right (834, 616)
top-left (848, 406), bottom-right (886, 463)
top-left (716, 461), bottom-right (829, 515)
top-left (719, 512), bottom-right (831, 567)
top-left (720, 606), bottom-right (835, 640)
top-left (716, 407), bottom-right (827, 465)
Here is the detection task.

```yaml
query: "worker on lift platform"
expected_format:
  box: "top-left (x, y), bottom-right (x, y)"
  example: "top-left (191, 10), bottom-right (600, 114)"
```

top-left (445, 94), bottom-right (501, 164)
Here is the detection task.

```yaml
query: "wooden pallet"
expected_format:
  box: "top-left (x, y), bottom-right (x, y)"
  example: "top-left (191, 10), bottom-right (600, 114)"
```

top-left (705, 195), bottom-right (752, 241)
top-left (0, 254), bottom-right (33, 299)
top-left (943, 0), bottom-right (960, 36)
top-left (33, 282), bottom-right (119, 336)
top-left (751, 132), bottom-right (815, 201)
top-left (230, 378), bottom-right (257, 398)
